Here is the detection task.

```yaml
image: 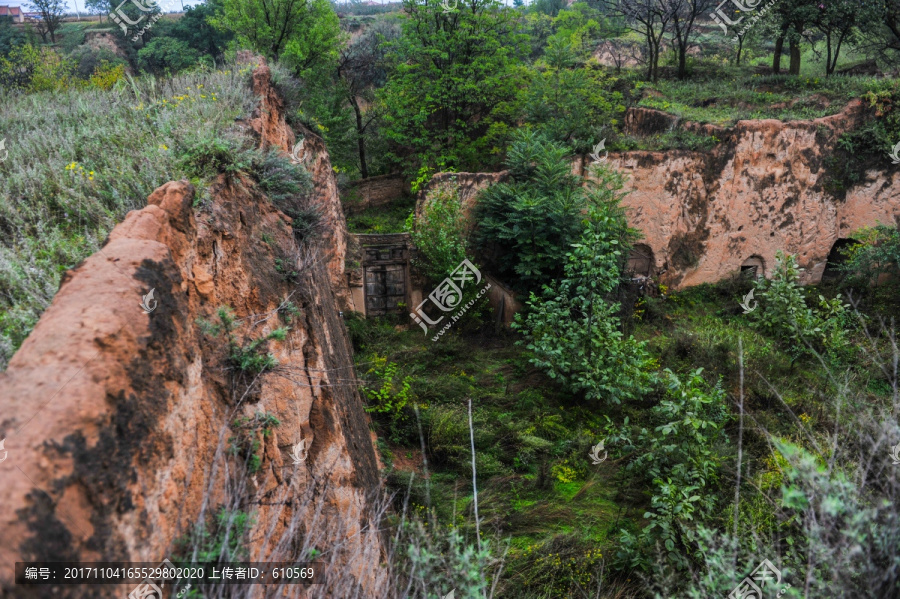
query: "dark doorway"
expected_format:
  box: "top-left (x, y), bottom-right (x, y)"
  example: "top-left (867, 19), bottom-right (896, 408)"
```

top-left (627, 244), bottom-right (654, 278)
top-left (822, 239), bottom-right (859, 281)
top-left (741, 256), bottom-right (765, 279)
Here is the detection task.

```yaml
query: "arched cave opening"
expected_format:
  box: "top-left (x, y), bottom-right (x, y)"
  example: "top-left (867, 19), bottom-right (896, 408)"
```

top-left (822, 238), bottom-right (860, 281)
top-left (627, 244), bottom-right (654, 279)
top-left (740, 255), bottom-right (765, 279)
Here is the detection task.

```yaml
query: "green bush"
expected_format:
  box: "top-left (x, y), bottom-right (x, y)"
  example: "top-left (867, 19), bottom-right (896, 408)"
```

top-left (476, 130), bottom-right (630, 293)
top-left (176, 136), bottom-right (252, 180)
top-left (250, 150), bottom-right (320, 240)
top-left (69, 45), bottom-right (127, 80)
top-left (137, 37), bottom-right (201, 75)
top-left (177, 507), bottom-right (253, 563)
top-left (406, 184), bottom-right (467, 284)
top-left (751, 251), bottom-right (851, 362)
top-left (840, 224), bottom-right (900, 311)
top-left (228, 411), bottom-right (280, 473)
top-left (514, 200), bottom-right (651, 405)
top-left (616, 369), bottom-right (730, 571)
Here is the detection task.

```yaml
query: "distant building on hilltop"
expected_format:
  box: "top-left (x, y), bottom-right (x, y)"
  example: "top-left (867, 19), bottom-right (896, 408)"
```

top-left (0, 6), bottom-right (24, 23)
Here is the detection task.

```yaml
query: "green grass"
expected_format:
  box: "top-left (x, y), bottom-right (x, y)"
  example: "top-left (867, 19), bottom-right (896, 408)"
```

top-left (0, 64), bottom-right (259, 368)
top-left (349, 272), bottom-right (889, 595)
top-left (631, 66), bottom-right (881, 127)
top-left (346, 197), bottom-right (416, 234)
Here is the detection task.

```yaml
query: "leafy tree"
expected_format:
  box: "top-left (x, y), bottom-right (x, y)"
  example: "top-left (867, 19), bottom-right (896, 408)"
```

top-left (529, 0), bottom-right (568, 18)
top-left (336, 19), bottom-right (399, 178)
top-left (378, 0), bottom-right (527, 173)
top-left (407, 185), bottom-right (467, 284)
top-left (547, 2), bottom-right (606, 57)
top-left (522, 11), bottom-right (556, 60)
top-left (667, 0), bottom-right (716, 79)
top-left (0, 15), bottom-right (26, 58)
top-left (840, 224), bottom-right (900, 312)
top-left (517, 39), bottom-right (624, 154)
top-left (0, 43), bottom-right (73, 91)
top-left (27, 0), bottom-right (65, 43)
top-left (85, 0), bottom-right (111, 22)
top-left (602, 0), bottom-right (672, 81)
top-left (513, 170), bottom-right (650, 405)
top-left (167, 1), bottom-right (233, 61)
top-left (766, 0), bottom-right (818, 75)
top-left (813, 0), bottom-right (881, 75)
top-left (616, 369), bottom-right (730, 570)
top-left (211, 0), bottom-right (341, 77)
top-left (137, 37), bottom-right (200, 75)
top-left (477, 131), bottom-right (627, 291)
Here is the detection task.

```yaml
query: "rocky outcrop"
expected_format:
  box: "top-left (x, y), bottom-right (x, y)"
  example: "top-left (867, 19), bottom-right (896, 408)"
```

top-left (0, 62), bottom-right (384, 597)
top-left (602, 99), bottom-right (900, 286)
top-left (418, 100), bottom-right (900, 290)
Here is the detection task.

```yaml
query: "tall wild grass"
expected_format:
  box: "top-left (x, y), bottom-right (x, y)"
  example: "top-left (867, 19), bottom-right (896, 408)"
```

top-left (0, 65), bottom-right (258, 368)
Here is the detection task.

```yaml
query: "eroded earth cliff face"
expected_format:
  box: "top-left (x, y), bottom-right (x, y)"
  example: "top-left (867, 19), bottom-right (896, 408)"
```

top-left (601, 102), bottom-right (900, 286)
top-left (0, 63), bottom-right (385, 597)
top-left (420, 102), bottom-right (900, 288)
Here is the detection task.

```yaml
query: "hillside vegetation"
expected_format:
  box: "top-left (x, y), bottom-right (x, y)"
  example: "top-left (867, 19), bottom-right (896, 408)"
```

top-left (3, 0), bottom-right (900, 597)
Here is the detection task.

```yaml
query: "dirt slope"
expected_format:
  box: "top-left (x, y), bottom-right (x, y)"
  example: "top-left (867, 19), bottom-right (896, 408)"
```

top-left (0, 62), bottom-right (385, 598)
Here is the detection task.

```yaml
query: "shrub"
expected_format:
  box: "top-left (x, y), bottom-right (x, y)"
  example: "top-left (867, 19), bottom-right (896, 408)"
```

top-left (514, 201), bottom-right (651, 405)
top-left (88, 61), bottom-right (126, 91)
top-left (476, 129), bottom-right (630, 292)
top-left (616, 369), bottom-right (730, 571)
top-left (177, 507), bottom-right (253, 563)
top-left (137, 37), bottom-right (201, 75)
top-left (752, 251), bottom-right (851, 361)
top-left (841, 224), bottom-right (900, 300)
top-left (176, 136), bottom-right (252, 180)
top-left (363, 354), bottom-right (413, 443)
top-left (0, 43), bottom-right (74, 91)
top-left (406, 184), bottom-right (467, 284)
top-left (229, 411), bottom-right (280, 473)
top-left (250, 150), bottom-right (321, 240)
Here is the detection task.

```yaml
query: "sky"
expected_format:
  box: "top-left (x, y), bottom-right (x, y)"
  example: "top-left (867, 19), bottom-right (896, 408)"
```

top-left (4, 0), bottom-right (204, 12)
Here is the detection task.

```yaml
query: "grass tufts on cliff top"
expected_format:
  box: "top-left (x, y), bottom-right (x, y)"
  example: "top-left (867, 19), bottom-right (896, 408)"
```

top-left (0, 65), bottom-right (259, 369)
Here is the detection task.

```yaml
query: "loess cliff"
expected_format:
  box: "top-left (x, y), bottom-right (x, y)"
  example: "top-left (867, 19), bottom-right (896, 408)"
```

top-left (418, 102), bottom-right (900, 289)
top-left (0, 61), bottom-right (386, 597)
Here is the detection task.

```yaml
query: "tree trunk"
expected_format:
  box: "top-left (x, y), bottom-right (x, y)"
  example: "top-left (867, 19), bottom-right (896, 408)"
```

top-left (349, 96), bottom-right (369, 179)
top-left (773, 35), bottom-right (784, 73)
top-left (736, 37), bottom-right (744, 66)
top-left (650, 41), bottom-right (660, 82)
top-left (789, 39), bottom-right (801, 75)
top-left (677, 43), bottom-right (687, 79)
